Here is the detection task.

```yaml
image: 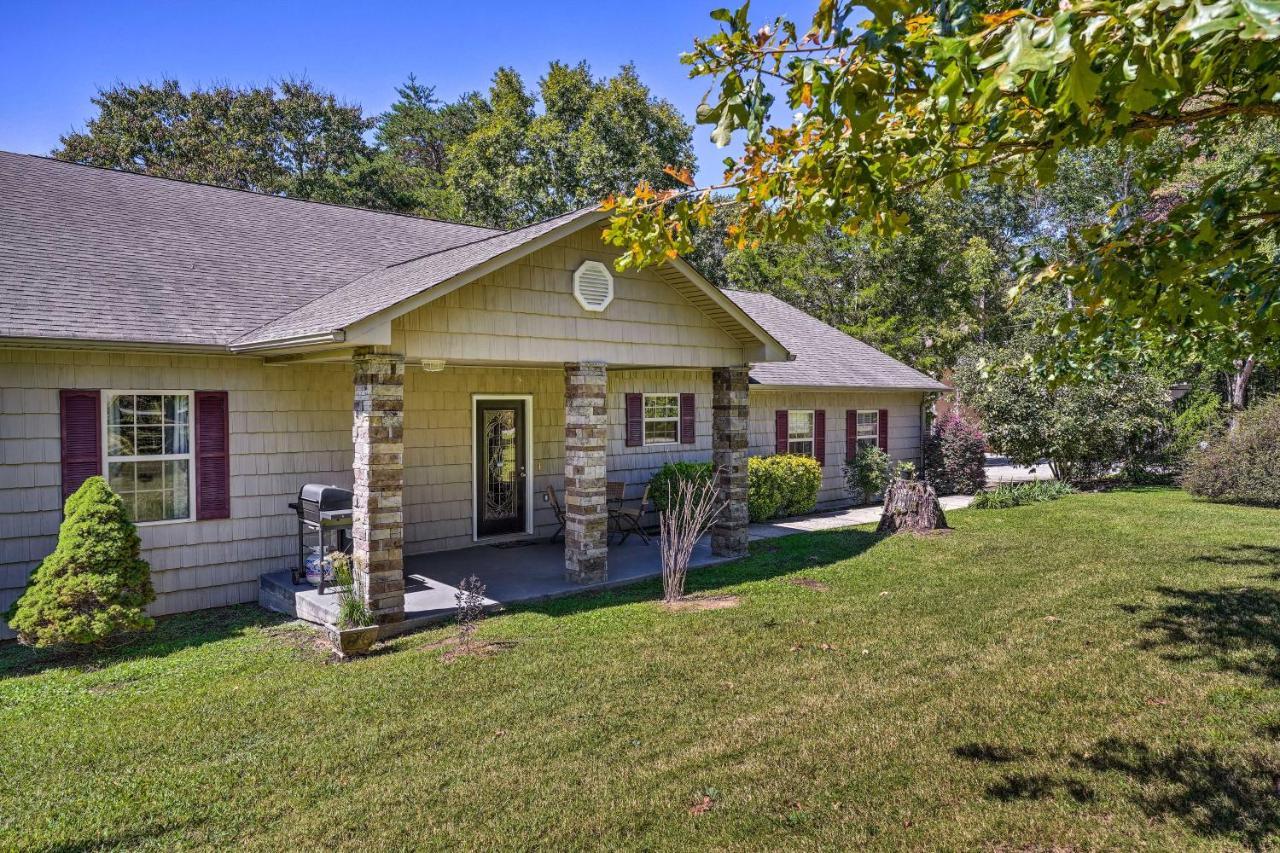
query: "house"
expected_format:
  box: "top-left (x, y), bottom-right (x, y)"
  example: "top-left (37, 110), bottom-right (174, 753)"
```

top-left (0, 151), bottom-right (946, 637)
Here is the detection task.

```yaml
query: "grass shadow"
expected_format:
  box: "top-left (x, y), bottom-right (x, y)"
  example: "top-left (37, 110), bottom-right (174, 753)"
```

top-left (518, 527), bottom-right (886, 620)
top-left (1072, 737), bottom-right (1279, 850)
top-left (1137, 585), bottom-right (1280, 685)
top-left (0, 605), bottom-right (291, 680)
top-left (1193, 544), bottom-right (1280, 571)
top-left (957, 738), bottom-right (1277, 847)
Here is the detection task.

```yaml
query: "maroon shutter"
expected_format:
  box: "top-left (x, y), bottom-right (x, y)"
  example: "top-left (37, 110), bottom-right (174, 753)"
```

top-left (814, 410), bottom-right (826, 466)
top-left (625, 393), bottom-right (643, 447)
top-left (775, 410), bottom-right (788, 455)
top-left (679, 393), bottom-right (695, 444)
top-left (878, 409), bottom-right (890, 453)
top-left (195, 391), bottom-right (230, 520)
top-left (846, 410), bottom-right (857, 462)
top-left (60, 389), bottom-right (101, 499)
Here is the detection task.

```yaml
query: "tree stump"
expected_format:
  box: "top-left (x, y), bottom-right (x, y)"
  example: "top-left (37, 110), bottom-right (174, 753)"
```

top-left (877, 479), bottom-right (948, 534)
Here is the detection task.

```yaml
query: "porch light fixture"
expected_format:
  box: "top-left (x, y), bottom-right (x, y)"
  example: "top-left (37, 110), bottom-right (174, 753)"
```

top-left (573, 260), bottom-right (614, 312)
top-left (420, 359), bottom-right (446, 372)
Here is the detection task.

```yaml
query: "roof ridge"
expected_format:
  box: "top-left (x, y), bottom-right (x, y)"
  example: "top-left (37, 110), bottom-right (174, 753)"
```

top-left (0, 150), bottom-right (501, 232)
top-left (230, 206), bottom-right (610, 348)
top-left (382, 204), bottom-right (602, 270)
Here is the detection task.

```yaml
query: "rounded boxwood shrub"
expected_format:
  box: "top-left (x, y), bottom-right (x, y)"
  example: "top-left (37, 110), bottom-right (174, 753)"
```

top-left (748, 454), bottom-right (822, 521)
top-left (922, 411), bottom-right (988, 495)
top-left (649, 461), bottom-right (714, 513)
top-left (6, 476), bottom-right (156, 647)
top-left (1181, 395), bottom-right (1280, 507)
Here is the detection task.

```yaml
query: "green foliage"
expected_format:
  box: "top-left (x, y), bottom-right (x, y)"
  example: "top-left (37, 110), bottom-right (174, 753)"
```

top-left (329, 552), bottom-right (372, 630)
top-left (605, 1), bottom-right (1280, 381)
top-left (954, 340), bottom-right (1169, 483)
top-left (6, 477), bottom-right (154, 647)
top-left (971, 480), bottom-right (1077, 510)
top-left (843, 444), bottom-right (891, 504)
top-left (1181, 395), bottom-right (1280, 506)
top-left (446, 63), bottom-right (695, 228)
top-left (923, 412), bottom-right (989, 496)
top-left (747, 454), bottom-right (822, 522)
top-left (649, 461), bottom-right (714, 513)
top-left (56, 79), bottom-right (374, 201)
top-left (55, 64), bottom-right (695, 230)
top-left (714, 187), bottom-right (1015, 375)
top-left (1170, 390), bottom-right (1227, 464)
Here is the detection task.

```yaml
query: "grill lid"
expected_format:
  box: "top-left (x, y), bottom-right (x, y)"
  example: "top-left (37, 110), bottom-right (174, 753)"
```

top-left (298, 483), bottom-right (353, 513)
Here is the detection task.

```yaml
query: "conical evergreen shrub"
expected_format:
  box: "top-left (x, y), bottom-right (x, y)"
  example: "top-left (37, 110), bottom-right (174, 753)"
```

top-left (6, 476), bottom-right (155, 647)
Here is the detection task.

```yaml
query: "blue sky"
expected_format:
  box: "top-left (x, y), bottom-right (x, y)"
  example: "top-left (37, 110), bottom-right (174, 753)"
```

top-left (0, 0), bottom-right (811, 186)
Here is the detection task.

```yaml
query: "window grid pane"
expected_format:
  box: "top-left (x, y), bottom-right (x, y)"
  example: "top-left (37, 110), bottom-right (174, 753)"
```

top-left (644, 394), bottom-right (679, 444)
top-left (788, 411), bottom-right (814, 441)
top-left (106, 392), bottom-right (193, 522)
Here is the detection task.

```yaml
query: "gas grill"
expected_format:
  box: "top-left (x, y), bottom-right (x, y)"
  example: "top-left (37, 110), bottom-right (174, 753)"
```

top-left (289, 484), bottom-right (354, 593)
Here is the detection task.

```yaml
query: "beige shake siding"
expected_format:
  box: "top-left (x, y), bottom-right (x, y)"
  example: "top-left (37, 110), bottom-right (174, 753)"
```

top-left (749, 389), bottom-right (926, 508)
top-left (391, 229), bottom-right (747, 368)
top-left (0, 347), bottom-right (353, 634)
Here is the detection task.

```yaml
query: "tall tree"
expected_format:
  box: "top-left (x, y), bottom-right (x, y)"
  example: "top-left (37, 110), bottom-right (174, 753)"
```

top-left (448, 63), bottom-right (695, 227)
top-left (336, 76), bottom-right (485, 219)
top-left (57, 79), bottom-right (373, 201)
top-left (605, 1), bottom-right (1280, 382)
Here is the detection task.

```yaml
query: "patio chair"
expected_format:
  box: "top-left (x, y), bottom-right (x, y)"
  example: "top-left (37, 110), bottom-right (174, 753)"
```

top-left (546, 484), bottom-right (566, 544)
top-left (611, 482), bottom-right (652, 546)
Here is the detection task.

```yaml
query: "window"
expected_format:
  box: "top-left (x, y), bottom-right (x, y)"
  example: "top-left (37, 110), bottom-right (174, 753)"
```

top-left (857, 410), bottom-right (880, 452)
top-left (643, 393), bottom-right (680, 444)
top-left (788, 410), bottom-right (815, 456)
top-left (104, 392), bottom-right (194, 523)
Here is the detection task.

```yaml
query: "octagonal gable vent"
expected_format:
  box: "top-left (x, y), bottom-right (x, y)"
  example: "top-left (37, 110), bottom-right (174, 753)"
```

top-left (573, 260), bottom-right (614, 312)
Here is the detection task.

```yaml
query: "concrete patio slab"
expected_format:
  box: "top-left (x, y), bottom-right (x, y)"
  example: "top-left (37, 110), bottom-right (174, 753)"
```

top-left (260, 535), bottom-right (735, 637)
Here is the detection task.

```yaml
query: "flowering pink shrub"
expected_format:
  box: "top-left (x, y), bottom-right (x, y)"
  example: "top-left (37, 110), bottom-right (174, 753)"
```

top-left (923, 411), bottom-right (988, 495)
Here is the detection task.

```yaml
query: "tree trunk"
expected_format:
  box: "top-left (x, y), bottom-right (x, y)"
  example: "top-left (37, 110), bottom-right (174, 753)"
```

top-left (877, 479), bottom-right (948, 534)
top-left (1228, 355), bottom-right (1255, 434)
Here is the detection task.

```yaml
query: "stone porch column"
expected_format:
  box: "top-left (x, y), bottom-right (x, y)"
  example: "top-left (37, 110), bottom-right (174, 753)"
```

top-left (563, 361), bottom-right (608, 583)
top-left (352, 348), bottom-right (405, 625)
top-left (712, 365), bottom-right (750, 557)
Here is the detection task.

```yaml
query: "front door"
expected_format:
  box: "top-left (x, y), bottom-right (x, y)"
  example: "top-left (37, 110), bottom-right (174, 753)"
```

top-left (475, 399), bottom-right (527, 537)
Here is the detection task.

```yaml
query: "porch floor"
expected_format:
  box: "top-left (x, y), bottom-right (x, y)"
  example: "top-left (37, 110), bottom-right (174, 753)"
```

top-left (259, 534), bottom-right (732, 637)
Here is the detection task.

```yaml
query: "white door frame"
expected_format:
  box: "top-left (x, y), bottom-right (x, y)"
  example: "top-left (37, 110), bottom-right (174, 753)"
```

top-left (470, 394), bottom-right (535, 541)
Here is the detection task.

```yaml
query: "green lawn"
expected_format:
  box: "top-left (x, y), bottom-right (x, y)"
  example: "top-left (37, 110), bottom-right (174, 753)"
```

top-left (2, 489), bottom-right (1278, 851)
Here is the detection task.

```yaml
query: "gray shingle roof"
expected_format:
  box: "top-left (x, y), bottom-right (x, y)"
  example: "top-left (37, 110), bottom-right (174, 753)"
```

top-left (231, 207), bottom-right (606, 349)
top-left (0, 152), bottom-right (497, 346)
top-left (720, 289), bottom-right (949, 391)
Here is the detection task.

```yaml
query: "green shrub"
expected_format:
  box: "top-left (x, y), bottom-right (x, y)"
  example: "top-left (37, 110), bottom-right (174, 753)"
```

top-left (971, 480), bottom-right (1076, 509)
top-left (843, 444), bottom-right (891, 504)
top-left (1170, 389), bottom-right (1225, 465)
top-left (748, 454), bottom-right (822, 521)
top-left (953, 341), bottom-right (1168, 483)
top-left (649, 461), bottom-right (714, 512)
top-left (922, 411), bottom-right (987, 495)
top-left (6, 476), bottom-right (155, 647)
top-left (1181, 394), bottom-right (1280, 506)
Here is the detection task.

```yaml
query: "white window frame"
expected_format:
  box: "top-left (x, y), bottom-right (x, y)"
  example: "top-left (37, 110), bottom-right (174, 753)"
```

top-left (787, 409), bottom-right (815, 457)
top-left (102, 390), bottom-right (197, 526)
top-left (856, 410), bottom-right (880, 453)
top-left (643, 392), bottom-right (681, 446)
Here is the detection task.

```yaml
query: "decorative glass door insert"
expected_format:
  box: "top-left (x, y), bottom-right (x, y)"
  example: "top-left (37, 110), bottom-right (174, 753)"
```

top-left (475, 400), bottom-right (527, 537)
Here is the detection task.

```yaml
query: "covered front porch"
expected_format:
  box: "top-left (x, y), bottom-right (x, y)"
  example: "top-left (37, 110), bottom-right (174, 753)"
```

top-left (260, 531), bottom-right (735, 636)
top-left (344, 350), bottom-right (752, 629)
